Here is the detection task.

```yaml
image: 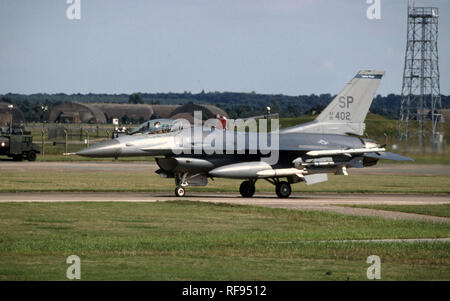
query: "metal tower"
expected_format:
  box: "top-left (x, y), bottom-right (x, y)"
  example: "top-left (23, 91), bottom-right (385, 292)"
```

top-left (398, 5), bottom-right (443, 150)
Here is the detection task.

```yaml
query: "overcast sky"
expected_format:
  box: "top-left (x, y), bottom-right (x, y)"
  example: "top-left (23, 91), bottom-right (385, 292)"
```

top-left (0, 0), bottom-right (448, 96)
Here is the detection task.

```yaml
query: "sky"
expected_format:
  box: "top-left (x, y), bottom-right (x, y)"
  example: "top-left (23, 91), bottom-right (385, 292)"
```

top-left (0, 0), bottom-right (448, 96)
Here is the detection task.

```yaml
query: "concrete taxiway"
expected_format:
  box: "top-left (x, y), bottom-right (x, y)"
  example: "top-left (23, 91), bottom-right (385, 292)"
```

top-left (0, 192), bottom-right (448, 223)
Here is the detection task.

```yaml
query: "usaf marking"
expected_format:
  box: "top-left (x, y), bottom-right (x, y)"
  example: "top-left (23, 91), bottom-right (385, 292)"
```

top-left (329, 96), bottom-right (353, 121)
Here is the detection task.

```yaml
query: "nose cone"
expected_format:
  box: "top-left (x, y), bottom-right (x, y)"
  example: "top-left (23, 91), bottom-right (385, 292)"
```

top-left (76, 139), bottom-right (121, 157)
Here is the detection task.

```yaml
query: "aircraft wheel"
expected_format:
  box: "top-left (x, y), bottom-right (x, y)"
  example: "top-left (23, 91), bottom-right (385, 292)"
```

top-left (275, 181), bottom-right (291, 198)
top-left (175, 186), bottom-right (186, 197)
top-left (27, 151), bottom-right (37, 162)
top-left (239, 180), bottom-right (255, 198)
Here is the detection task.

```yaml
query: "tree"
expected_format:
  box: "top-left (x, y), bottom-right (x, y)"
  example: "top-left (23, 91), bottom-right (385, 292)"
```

top-left (270, 99), bottom-right (281, 114)
top-left (129, 93), bottom-right (144, 104)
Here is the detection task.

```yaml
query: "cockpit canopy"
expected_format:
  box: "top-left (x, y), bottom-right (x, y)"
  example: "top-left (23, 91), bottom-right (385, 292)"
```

top-left (129, 119), bottom-right (189, 135)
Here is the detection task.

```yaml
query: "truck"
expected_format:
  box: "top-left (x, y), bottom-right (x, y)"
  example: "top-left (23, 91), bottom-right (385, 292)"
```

top-left (0, 126), bottom-right (40, 161)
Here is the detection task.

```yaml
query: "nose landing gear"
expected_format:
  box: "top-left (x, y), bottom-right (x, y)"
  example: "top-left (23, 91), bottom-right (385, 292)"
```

top-left (172, 172), bottom-right (208, 197)
top-left (174, 173), bottom-right (188, 197)
top-left (175, 186), bottom-right (185, 197)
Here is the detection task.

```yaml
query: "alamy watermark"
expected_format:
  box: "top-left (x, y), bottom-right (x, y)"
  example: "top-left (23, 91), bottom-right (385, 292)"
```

top-left (366, 0), bottom-right (381, 20)
top-left (66, 255), bottom-right (81, 279)
top-left (66, 0), bottom-right (81, 20)
top-left (366, 255), bottom-right (381, 279)
top-left (170, 111), bottom-right (280, 165)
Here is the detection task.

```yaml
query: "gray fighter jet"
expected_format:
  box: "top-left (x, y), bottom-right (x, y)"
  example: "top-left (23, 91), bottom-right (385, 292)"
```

top-left (77, 70), bottom-right (411, 197)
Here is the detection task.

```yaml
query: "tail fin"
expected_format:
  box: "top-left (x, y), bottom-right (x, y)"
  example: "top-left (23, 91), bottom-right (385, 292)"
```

top-left (281, 70), bottom-right (384, 136)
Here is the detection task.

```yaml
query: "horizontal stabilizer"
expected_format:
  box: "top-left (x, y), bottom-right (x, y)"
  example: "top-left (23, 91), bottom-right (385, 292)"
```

top-left (364, 152), bottom-right (413, 161)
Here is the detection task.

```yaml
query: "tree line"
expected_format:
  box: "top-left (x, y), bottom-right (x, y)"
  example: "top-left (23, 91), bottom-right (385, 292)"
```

top-left (1, 92), bottom-right (449, 122)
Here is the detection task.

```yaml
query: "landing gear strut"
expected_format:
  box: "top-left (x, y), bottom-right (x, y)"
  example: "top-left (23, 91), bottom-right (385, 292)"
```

top-left (171, 172), bottom-right (208, 197)
top-left (239, 180), bottom-right (256, 197)
top-left (174, 173), bottom-right (188, 197)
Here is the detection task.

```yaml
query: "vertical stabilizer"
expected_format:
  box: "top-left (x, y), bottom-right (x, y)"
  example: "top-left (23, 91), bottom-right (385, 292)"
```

top-left (280, 70), bottom-right (384, 136)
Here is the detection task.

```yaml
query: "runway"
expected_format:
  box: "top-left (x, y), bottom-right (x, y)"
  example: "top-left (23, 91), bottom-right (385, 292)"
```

top-left (0, 191), bottom-right (448, 223)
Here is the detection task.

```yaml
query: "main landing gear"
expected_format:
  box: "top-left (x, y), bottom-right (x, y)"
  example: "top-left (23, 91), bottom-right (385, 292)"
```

top-left (238, 178), bottom-right (292, 198)
top-left (275, 181), bottom-right (291, 198)
top-left (239, 180), bottom-right (256, 197)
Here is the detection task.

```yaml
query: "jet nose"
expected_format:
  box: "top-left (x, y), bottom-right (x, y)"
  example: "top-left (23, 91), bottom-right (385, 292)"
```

top-left (76, 139), bottom-right (121, 157)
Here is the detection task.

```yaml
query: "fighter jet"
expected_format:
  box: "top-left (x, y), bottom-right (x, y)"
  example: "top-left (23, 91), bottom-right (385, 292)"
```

top-left (76, 70), bottom-right (412, 197)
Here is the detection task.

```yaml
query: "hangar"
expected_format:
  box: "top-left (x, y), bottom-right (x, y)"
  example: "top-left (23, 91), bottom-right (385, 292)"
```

top-left (47, 102), bottom-right (228, 124)
top-left (48, 103), bottom-right (107, 124)
top-left (170, 103), bottom-right (229, 123)
top-left (90, 103), bottom-right (154, 123)
top-left (151, 105), bottom-right (182, 119)
top-left (0, 102), bottom-right (25, 126)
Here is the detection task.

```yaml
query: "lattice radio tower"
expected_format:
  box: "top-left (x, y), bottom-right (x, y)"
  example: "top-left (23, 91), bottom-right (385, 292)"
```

top-left (398, 5), bottom-right (443, 150)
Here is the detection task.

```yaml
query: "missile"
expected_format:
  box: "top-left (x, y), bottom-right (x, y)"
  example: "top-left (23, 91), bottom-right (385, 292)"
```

top-left (256, 168), bottom-right (304, 177)
top-left (306, 147), bottom-right (385, 157)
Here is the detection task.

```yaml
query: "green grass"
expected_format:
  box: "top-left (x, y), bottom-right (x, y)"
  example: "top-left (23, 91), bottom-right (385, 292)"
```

top-left (340, 204), bottom-right (450, 218)
top-left (0, 201), bottom-right (448, 280)
top-left (0, 169), bottom-right (449, 194)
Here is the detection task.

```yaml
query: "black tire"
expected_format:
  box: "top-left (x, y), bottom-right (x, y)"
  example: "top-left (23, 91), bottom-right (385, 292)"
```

top-left (275, 181), bottom-right (291, 198)
top-left (239, 180), bottom-right (255, 198)
top-left (27, 151), bottom-right (37, 162)
top-left (175, 186), bottom-right (185, 197)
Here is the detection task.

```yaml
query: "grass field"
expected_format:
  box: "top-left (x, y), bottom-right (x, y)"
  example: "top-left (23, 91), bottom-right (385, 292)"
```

top-left (0, 169), bottom-right (449, 194)
top-left (0, 201), bottom-right (448, 280)
top-left (341, 204), bottom-right (450, 218)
